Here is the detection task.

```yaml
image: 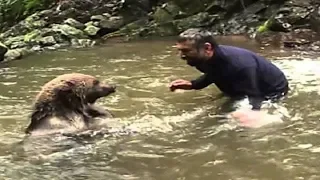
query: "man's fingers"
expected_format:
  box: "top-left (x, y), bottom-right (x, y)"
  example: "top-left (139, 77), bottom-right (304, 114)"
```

top-left (169, 79), bottom-right (191, 91)
top-left (169, 79), bottom-right (184, 86)
top-left (169, 82), bottom-right (183, 92)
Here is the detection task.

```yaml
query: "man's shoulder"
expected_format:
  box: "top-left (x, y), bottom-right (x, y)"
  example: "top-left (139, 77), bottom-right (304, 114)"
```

top-left (217, 45), bottom-right (256, 67)
top-left (218, 45), bottom-right (269, 63)
top-left (218, 45), bottom-right (255, 55)
top-left (218, 45), bottom-right (275, 75)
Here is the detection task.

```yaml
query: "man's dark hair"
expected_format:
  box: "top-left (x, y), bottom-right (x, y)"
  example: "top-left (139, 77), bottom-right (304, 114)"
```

top-left (177, 28), bottom-right (219, 50)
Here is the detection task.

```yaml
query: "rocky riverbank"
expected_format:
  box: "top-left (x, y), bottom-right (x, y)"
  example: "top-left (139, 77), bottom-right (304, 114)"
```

top-left (0, 0), bottom-right (319, 62)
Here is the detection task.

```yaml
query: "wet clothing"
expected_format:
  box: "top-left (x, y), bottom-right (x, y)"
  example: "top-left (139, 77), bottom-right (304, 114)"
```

top-left (190, 45), bottom-right (289, 110)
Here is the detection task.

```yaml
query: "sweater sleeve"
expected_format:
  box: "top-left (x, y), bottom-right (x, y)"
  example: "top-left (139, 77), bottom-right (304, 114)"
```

top-left (190, 73), bottom-right (214, 90)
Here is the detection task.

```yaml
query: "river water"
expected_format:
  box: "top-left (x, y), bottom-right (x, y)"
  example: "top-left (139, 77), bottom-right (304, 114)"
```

top-left (0, 37), bottom-right (320, 180)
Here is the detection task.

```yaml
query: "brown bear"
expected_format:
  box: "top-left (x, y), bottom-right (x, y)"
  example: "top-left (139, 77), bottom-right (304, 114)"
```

top-left (25, 73), bottom-right (116, 136)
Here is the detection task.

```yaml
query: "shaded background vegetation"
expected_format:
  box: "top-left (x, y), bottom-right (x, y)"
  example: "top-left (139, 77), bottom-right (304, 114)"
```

top-left (0, 0), bottom-right (54, 31)
top-left (0, 0), bottom-right (318, 62)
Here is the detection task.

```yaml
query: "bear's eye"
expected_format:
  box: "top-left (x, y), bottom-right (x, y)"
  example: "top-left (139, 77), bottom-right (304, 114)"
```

top-left (93, 80), bottom-right (100, 86)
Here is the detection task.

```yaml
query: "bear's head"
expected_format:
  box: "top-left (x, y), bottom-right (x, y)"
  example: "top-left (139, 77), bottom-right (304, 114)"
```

top-left (26, 73), bottom-right (116, 135)
top-left (34, 73), bottom-right (116, 110)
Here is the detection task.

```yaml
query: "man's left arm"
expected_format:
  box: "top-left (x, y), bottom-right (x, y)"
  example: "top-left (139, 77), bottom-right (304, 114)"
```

top-left (235, 67), bottom-right (264, 110)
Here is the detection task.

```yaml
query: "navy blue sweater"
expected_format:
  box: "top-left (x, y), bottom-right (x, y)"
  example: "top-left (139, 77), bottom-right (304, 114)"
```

top-left (190, 45), bottom-right (289, 109)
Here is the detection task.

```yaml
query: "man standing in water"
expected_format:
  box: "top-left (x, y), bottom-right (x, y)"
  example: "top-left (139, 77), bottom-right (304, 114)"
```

top-left (169, 28), bottom-right (289, 116)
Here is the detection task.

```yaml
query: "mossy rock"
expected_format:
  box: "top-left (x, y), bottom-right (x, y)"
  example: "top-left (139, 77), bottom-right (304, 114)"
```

top-left (24, 13), bottom-right (47, 29)
top-left (84, 25), bottom-right (101, 36)
top-left (99, 16), bottom-right (125, 30)
top-left (4, 36), bottom-right (25, 48)
top-left (171, 0), bottom-right (207, 15)
top-left (102, 19), bottom-right (150, 39)
top-left (51, 24), bottom-right (87, 39)
top-left (152, 1), bottom-right (182, 23)
top-left (173, 12), bottom-right (213, 32)
top-left (24, 29), bottom-right (42, 43)
top-left (146, 21), bottom-right (179, 37)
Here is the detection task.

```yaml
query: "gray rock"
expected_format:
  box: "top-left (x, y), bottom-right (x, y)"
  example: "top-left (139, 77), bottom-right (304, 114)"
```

top-left (91, 15), bottom-right (107, 22)
top-left (31, 45), bottom-right (42, 52)
top-left (102, 13), bottom-right (112, 18)
top-left (71, 39), bottom-right (96, 48)
top-left (174, 12), bottom-right (215, 32)
top-left (64, 18), bottom-right (86, 30)
top-left (310, 6), bottom-right (320, 33)
top-left (39, 36), bottom-right (56, 46)
top-left (100, 16), bottom-right (125, 30)
top-left (267, 1), bottom-right (314, 32)
top-left (4, 50), bottom-right (22, 61)
top-left (93, 21), bottom-right (100, 27)
top-left (152, 2), bottom-right (181, 23)
top-left (10, 41), bottom-right (28, 49)
top-left (38, 9), bottom-right (54, 17)
top-left (4, 48), bottom-right (30, 61)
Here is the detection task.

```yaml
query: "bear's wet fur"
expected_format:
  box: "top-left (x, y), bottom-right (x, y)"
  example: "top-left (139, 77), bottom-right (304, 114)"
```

top-left (25, 73), bottom-right (116, 136)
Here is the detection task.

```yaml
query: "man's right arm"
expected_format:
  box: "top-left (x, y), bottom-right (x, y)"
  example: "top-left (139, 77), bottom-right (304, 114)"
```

top-left (191, 73), bottom-right (214, 90)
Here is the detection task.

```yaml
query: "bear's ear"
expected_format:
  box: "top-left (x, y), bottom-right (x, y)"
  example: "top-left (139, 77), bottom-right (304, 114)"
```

top-left (65, 80), bottom-right (76, 88)
top-left (55, 80), bottom-right (76, 92)
top-left (53, 81), bottom-right (74, 94)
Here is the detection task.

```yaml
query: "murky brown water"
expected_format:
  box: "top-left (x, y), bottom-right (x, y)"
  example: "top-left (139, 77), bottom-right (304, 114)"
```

top-left (0, 37), bottom-right (320, 180)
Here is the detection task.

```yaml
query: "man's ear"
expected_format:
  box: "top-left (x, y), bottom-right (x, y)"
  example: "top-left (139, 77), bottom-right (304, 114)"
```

top-left (204, 42), bottom-right (213, 51)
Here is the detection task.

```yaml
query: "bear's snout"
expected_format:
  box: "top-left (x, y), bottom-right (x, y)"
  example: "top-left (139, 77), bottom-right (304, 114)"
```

top-left (101, 84), bottom-right (116, 93)
top-left (85, 83), bottom-right (116, 104)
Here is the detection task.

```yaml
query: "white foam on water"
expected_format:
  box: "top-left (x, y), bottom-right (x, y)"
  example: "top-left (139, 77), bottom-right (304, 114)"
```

top-left (226, 98), bottom-right (287, 129)
top-left (110, 107), bottom-right (208, 134)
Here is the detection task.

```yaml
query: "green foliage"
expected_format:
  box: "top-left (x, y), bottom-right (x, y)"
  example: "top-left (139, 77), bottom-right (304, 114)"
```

top-left (0, 0), bottom-right (53, 31)
top-left (23, 0), bottom-right (46, 15)
top-left (257, 20), bottom-right (271, 33)
top-left (0, 0), bottom-right (24, 22)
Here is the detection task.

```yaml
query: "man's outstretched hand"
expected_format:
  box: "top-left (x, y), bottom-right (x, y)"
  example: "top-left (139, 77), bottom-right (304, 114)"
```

top-left (169, 79), bottom-right (193, 91)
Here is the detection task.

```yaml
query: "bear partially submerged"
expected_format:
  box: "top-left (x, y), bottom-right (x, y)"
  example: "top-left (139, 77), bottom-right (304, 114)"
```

top-left (25, 73), bottom-right (116, 136)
